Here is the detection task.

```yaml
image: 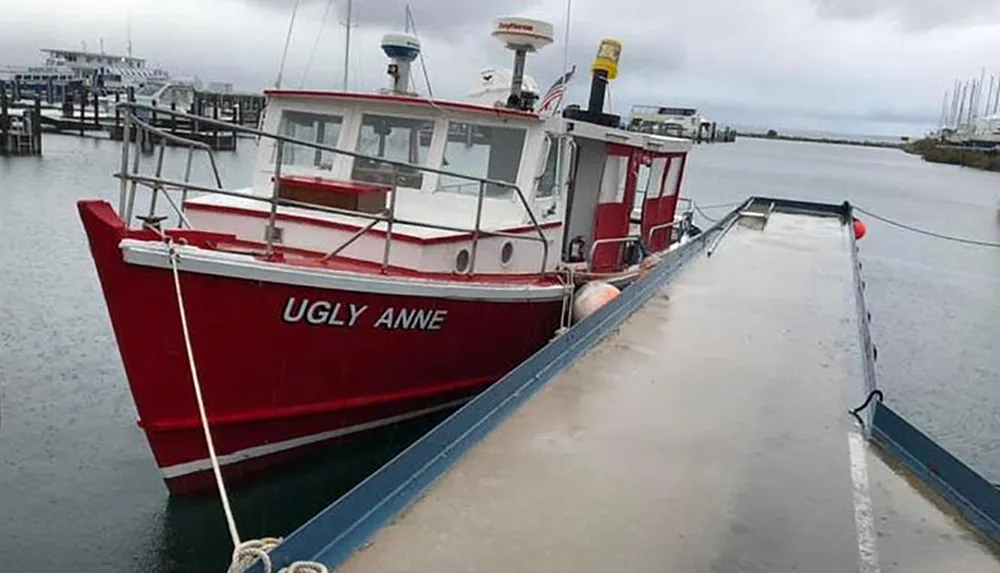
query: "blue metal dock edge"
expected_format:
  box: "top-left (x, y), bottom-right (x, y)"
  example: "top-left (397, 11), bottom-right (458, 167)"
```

top-left (254, 197), bottom-right (857, 571)
top-left (847, 199), bottom-right (1000, 548)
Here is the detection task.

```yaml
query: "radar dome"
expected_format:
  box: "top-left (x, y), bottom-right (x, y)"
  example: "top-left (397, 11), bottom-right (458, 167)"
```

top-left (381, 33), bottom-right (421, 62)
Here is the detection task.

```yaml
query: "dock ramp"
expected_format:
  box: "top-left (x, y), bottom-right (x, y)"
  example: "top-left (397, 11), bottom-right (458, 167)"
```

top-left (250, 198), bottom-right (1000, 573)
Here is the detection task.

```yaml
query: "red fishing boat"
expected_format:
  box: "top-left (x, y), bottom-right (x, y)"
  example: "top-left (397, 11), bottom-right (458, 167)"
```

top-left (78, 18), bottom-right (694, 494)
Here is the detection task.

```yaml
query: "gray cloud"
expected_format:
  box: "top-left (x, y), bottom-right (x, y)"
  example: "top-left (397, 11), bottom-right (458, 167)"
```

top-left (813, 0), bottom-right (1000, 30)
top-left (242, 0), bottom-right (540, 35)
top-left (2, 0), bottom-right (1000, 136)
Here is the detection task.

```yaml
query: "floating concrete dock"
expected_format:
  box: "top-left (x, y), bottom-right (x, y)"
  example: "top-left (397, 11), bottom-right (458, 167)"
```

top-left (252, 199), bottom-right (1000, 573)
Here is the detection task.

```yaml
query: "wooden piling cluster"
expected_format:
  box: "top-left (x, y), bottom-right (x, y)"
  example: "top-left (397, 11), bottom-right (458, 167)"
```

top-left (0, 82), bottom-right (43, 156)
top-left (696, 122), bottom-right (737, 144)
top-left (5, 74), bottom-right (78, 107)
top-left (3, 78), bottom-right (266, 152)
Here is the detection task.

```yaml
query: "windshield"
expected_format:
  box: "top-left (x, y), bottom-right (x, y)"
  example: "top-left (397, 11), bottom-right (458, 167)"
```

top-left (134, 84), bottom-right (163, 97)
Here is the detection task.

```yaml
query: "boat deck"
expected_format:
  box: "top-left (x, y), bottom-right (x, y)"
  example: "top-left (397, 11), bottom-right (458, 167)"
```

top-left (328, 211), bottom-right (999, 572)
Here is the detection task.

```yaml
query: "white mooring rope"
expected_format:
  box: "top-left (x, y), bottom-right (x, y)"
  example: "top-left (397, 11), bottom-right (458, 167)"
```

top-left (166, 240), bottom-right (328, 573)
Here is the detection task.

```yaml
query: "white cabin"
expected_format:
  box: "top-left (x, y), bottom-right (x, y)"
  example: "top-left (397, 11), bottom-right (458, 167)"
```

top-left (183, 88), bottom-right (691, 278)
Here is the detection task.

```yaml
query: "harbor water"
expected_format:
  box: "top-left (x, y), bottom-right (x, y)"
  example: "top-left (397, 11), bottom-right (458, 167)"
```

top-left (1, 134), bottom-right (998, 571)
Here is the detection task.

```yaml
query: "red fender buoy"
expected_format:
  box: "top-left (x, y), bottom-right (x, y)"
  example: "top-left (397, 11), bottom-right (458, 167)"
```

top-left (853, 218), bottom-right (867, 240)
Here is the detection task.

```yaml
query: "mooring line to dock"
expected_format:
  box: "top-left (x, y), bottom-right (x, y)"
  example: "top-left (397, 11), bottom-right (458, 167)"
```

top-left (165, 238), bottom-right (328, 573)
top-left (848, 431), bottom-right (882, 573)
top-left (854, 206), bottom-right (1000, 248)
top-left (167, 240), bottom-right (241, 549)
top-left (691, 201), bottom-right (741, 223)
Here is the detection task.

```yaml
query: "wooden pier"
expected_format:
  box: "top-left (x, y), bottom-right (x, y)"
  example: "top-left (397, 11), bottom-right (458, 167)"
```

top-left (0, 83), bottom-right (42, 156)
top-left (1, 78), bottom-right (265, 152)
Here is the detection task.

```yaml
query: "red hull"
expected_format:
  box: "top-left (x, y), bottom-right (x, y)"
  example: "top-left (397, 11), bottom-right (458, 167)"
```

top-left (78, 200), bottom-right (563, 494)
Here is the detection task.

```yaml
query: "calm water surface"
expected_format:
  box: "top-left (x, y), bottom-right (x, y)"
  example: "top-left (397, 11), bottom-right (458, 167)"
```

top-left (0, 134), bottom-right (997, 571)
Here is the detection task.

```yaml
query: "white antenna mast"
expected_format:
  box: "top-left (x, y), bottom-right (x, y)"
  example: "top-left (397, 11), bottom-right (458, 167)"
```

top-left (343, 0), bottom-right (353, 90)
top-left (125, 0), bottom-right (133, 58)
top-left (275, 0), bottom-right (302, 88)
top-left (405, 4), bottom-right (435, 98)
top-left (556, 0), bottom-right (573, 113)
top-left (301, 0), bottom-right (336, 87)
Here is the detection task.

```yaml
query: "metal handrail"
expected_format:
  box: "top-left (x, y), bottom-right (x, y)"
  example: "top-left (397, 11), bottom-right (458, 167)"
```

top-left (323, 214), bottom-right (388, 261)
top-left (116, 103), bottom-right (551, 274)
top-left (586, 235), bottom-right (642, 273)
top-left (117, 172), bottom-right (550, 244)
top-left (646, 219), bottom-right (681, 244)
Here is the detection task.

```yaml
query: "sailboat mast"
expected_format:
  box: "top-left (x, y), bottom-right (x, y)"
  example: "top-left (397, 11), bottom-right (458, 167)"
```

top-left (986, 75), bottom-right (996, 122)
top-left (994, 73), bottom-right (1000, 115)
top-left (939, 90), bottom-right (948, 130)
top-left (976, 67), bottom-right (986, 120)
top-left (950, 79), bottom-right (960, 128)
top-left (343, 0), bottom-right (352, 90)
top-left (957, 82), bottom-right (967, 129)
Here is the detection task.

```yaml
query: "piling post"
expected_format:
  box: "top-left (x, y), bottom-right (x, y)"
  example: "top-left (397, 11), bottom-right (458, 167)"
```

top-left (93, 91), bottom-right (100, 127)
top-left (12, 76), bottom-right (21, 102)
top-left (193, 93), bottom-right (201, 137)
top-left (212, 97), bottom-right (219, 149)
top-left (78, 88), bottom-right (85, 136)
top-left (1, 82), bottom-right (9, 156)
top-left (170, 102), bottom-right (177, 136)
top-left (46, 77), bottom-right (54, 104)
top-left (32, 97), bottom-right (42, 154)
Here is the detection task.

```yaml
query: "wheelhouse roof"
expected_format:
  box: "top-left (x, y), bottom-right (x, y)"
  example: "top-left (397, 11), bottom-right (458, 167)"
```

top-left (264, 89), bottom-right (542, 122)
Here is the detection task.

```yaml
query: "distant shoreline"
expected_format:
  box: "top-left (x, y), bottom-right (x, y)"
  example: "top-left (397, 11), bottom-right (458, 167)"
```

top-left (902, 138), bottom-right (1000, 173)
top-left (737, 131), bottom-right (905, 149)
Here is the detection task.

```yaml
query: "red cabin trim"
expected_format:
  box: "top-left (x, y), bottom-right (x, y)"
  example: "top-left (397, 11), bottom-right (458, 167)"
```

top-left (264, 90), bottom-right (542, 121)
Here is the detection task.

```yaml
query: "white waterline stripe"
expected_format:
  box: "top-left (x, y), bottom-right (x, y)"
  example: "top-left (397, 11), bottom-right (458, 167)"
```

top-left (848, 431), bottom-right (881, 573)
top-left (160, 397), bottom-right (471, 479)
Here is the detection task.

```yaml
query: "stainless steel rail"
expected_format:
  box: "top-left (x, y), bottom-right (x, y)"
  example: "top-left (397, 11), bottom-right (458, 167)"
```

top-left (116, 103), bottom-right (551, 274)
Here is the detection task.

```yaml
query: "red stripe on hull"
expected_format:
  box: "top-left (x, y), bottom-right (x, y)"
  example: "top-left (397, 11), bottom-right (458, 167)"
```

top-left (78, 200), bottom-right (562, 494)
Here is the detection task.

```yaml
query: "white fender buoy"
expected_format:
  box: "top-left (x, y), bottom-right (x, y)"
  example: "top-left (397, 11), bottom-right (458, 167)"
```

top-left (572, 281), bottom-right (621, 323)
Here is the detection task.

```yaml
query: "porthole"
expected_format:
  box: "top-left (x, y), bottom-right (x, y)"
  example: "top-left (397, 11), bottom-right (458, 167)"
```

top-left (500, 241), bottom-right (514, 266)
top-left (454, 248), bottom-right (471, 273)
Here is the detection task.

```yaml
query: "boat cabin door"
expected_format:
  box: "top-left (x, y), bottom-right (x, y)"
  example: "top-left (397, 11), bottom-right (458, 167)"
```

top-left (561, 140), bottom-right (641, 273)
top-left (590, 143), bottom-right (642, 272)
top-left (639, 152), bottom-right (685, 252)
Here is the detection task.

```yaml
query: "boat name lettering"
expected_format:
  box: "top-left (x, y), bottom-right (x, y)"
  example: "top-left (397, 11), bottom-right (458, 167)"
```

top-left (282, 297), bottom-right (447, 331)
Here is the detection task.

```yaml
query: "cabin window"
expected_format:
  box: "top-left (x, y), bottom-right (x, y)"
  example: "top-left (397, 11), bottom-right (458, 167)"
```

top-left (351, 114), bottom-right (434, 190)
top-left (135, 84), bottom-right (162, 97)
top-left (663, 157), bottom-right (682, 196)
top-left (276, 110), bottom-right (345, 170)
top-left (646, 157), bottom-right (667, 198)
top-left (438, 121), bottom-right (526, 198)
top-left (535, 135), bottom-right (560, 198)
top-left (635, 163), bottom-right (650, 202)
top-left (599, 155), bottom-right (628, 203)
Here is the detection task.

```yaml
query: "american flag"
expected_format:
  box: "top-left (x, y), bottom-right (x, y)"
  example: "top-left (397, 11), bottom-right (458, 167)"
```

top-left (537, 65), bottom-right (576, 116)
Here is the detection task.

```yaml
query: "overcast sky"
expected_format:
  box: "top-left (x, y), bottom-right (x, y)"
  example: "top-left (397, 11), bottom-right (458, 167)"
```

top-left (2, 0), bottom-right (999, 136)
